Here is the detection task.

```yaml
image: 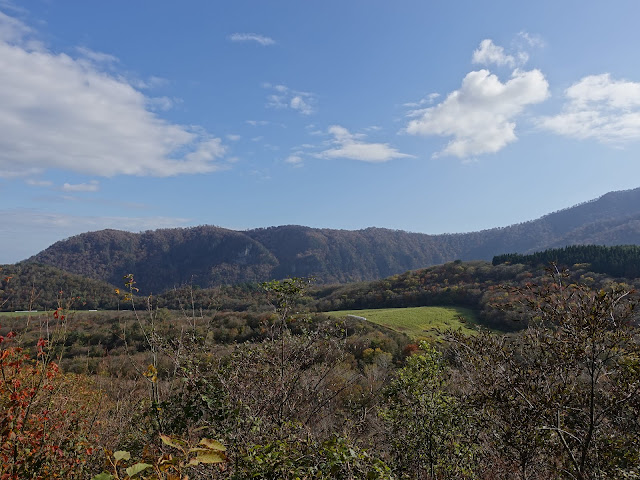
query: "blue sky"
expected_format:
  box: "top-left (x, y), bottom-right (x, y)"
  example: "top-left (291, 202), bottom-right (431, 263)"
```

top-left (2, 0), bottom-right (640, 263)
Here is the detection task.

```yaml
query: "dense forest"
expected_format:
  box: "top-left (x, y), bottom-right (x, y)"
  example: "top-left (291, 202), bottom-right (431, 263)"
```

top-left (493, 244), bottom-right (640, 278)
top-left (26, 187), bottom-right (640, 294)
top-left (0, 263), bottom-right (121, 311)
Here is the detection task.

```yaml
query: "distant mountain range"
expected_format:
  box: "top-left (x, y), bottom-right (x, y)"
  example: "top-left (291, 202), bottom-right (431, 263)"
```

top-left (26, 187), bottom-right (640, 294)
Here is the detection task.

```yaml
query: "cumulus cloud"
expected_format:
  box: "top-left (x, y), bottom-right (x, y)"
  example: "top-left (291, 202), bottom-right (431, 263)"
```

top-left (538, 74), bottom-right (640, 143)
top-left (0, 12), bottom-right (228, 177)
top-left (319, 126), bottom-right (413, 163)
top-left (472, 39), bottom-right (516, 67)
top-left (228, 33), bottom-right (275, 46)
top-left (264, 83), bottom-right (316, 115)
top-left (406, 66), bottom-right (549, 158)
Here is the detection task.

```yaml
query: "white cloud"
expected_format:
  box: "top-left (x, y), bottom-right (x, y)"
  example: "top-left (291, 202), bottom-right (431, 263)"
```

top-left (290, 95), bottom-right (313, 115)
top-left (226, 134), bottom-right (241, 141)
top-left (518, 31), bottom-right (545, 48)
top-left (246, 120), bottom-right (270, 126)
top-left (145, 96), bottom-right (174, 111)
top-left (61, 180), bottom-right (99, 192)
top-left (25, 178), bottom-right (52, 187)
top-left (406, 68), bottom-right (549, 158)
top-left (472, 39), bottom-right (516, 67)
top-left (403, 93), bottom-right (440, 108)
top-left (228, 33), bottom-right (275, 46)
top-left (319, 125), bottom-right (413, 163)
top-left (0, 12), bottom-right (228, 177)
top-left (539, 74), bottom-right (640, 143)
top-left (0, 10), bottom-right (36, 46)
top-left (0, 1), bottom-right (28, 15)
top-left (265, 84), bottom-right (316, 115)
top-left (75, 46), bottom-right (119, 66)
top-left (285, 154), bottom-right (303, 166)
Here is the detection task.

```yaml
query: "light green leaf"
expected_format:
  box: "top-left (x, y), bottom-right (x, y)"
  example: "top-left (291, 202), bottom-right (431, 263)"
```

top-left (195, 451), bottom-right (226, 464)
top-left (113, 450), bottom-right (131, 462)
top-left (91, 474), bottom-right (114, 480)
top-left (160, 434), bottom-right (187, 452)
top-left (199, 438), bottom-right (226, 451)
top-left (126, 463), bottom-right (152, 477)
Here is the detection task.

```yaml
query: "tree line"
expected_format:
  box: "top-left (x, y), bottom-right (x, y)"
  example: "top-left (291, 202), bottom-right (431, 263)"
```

top-left (493, 244), bottom-right (640, 278)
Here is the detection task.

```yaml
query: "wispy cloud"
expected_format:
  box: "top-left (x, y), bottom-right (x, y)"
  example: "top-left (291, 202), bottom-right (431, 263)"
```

top-left (25, 179), bottom-right (53, 187)
top-left (518, 31), bottom-right (545, 48)
top-left (285, 153), bottom-right (303, 167)
top-left (75, 46), bottom-right (119, 66)
top-left (539, 73), bottom-right (640, 144)
top-left (264, 83), bottom-right (316, 115)
top-left (0, 12), bottom-right (229, 177)
top-left (318, 126), bottom-right (413, 163)
top-left (61, 180), bottom-right (99, 192)
top-left (0, 208), bottom-right (192, 263)
top-left (403, 93), bottom-right (440, 108)
top-left (0, 1), bottom-right (28, 15)
top-left (406, 39), bottom-right (549, 158)
top-left (246, 120), bottom-right (270, 126)
top-left (228, 33), bottom-right (275, 46)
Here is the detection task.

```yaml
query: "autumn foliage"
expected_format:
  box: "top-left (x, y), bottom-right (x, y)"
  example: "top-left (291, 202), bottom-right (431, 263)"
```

top-left (0, 331), bottom-right (99, 479)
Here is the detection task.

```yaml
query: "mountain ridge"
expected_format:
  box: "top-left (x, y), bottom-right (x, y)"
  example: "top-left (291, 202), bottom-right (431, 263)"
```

top-left (26, 187), bottom-right (640, 293)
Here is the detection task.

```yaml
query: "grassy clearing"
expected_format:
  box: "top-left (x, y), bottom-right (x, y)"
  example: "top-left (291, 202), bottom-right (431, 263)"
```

top-left (327, 306), bottom-right (478, 339)
top-left (0, 310), bottom-right (102, 318)
top-left (0, 311), bottom-right (48, 317)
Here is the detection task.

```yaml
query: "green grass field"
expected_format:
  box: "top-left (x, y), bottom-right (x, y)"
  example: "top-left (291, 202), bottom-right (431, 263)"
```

top-left (0, 311), bottom-right (47, 317)
top-left (0, 310), bottom-right (100, 318)
top-left (327, 306), bottom-right (478, 338)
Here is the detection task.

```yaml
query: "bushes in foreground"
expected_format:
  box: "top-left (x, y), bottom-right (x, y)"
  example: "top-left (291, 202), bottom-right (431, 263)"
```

top-left (2, 273), bottom-right (640, 479)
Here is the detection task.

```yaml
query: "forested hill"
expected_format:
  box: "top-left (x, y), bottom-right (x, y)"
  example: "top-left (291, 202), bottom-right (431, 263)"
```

top-left (493, 245), bottom-right (640, 278)
top-left (26, 187), bottom-right (640, 294)
top-left (0, 263), bottom-right (120, 310)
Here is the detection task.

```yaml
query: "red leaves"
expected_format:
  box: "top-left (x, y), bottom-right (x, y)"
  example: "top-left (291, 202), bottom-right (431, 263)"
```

top-left (0, 331), bottom-right (15, 346)
top-left (0, 342), bottom-right (94, 479)
top-left (36, 338), bottom-right (48, 357)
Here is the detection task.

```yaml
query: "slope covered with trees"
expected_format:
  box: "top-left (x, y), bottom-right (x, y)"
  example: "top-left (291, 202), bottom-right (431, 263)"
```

top-left (494, 244), bottom-right (640, 278)
top-left (26, 187), bottom-right (640, 293)
top-left (0, 263), bottom-right (120, 311)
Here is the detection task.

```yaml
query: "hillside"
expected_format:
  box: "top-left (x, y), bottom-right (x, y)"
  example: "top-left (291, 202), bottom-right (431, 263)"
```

top-left (0, 263), bottom-right (120, 311)
top-left (26, 187), bottom-right (640, 294)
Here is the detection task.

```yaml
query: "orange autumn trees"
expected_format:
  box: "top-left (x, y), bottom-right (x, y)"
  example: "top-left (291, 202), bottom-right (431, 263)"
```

top-left (0, 327), bottom-right (101, 479)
